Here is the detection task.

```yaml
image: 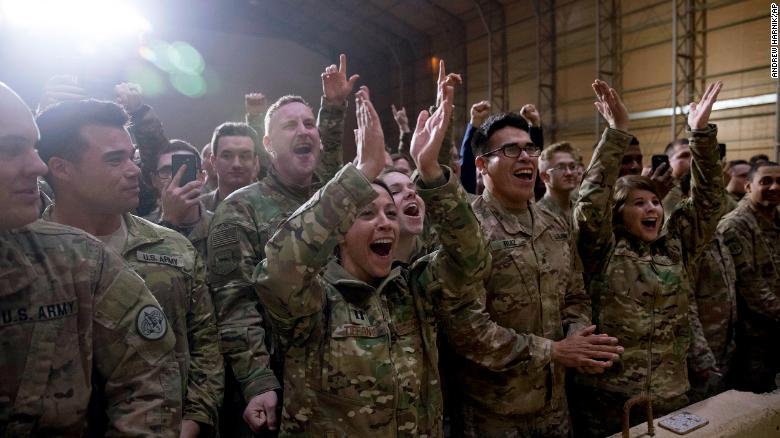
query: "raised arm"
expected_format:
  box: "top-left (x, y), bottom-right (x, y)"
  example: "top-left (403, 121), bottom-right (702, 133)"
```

top-left (667, 81), bottom-right (726, 265)
top-left (459, 101), bottom-right (490, 193)
top-left (432, 60), bottom-right (462, 168)
top-left (574, 80), bottom-right (633, 273)
top-left (254, 85), bottom-right (384, 332)
top-left (520, 104), bottom-right (545, 148)
top-left (117, 83), bottom-right (167, 177)
top-left (244, 92), bottom-right (274, 178)
top-left (392, 104), bottom-right (412, 154)
top-left (316, 53), bottom-right (357, 181)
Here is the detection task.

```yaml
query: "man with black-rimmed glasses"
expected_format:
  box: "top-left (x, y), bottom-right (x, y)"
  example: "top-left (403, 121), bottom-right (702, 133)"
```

top-left (444, 112), bottom-right (622, 437)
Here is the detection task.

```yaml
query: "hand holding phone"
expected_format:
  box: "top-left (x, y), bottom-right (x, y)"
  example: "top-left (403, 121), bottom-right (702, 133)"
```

top-left (651, 154), bottom-right (670, 173)
top-left (171, 154), bottom-right (199, 188)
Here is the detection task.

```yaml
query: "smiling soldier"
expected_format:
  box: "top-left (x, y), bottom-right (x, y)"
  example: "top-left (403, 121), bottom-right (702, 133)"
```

top-left (36, 99), bottom-right (223, 437)
top-left (446, 112), bottom-right (622, 437)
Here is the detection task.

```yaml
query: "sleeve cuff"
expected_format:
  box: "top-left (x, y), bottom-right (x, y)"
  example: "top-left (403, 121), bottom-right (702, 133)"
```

top-left (337, 164), bottom-right (380, 206)
top-left (529, 335), bottom-right (553, 370)
top-left (243, 374), bottom-right (281, 400)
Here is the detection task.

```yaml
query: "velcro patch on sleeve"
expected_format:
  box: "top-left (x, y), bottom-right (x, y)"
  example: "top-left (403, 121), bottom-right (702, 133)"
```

top-left (136, 304), bottom-right (168, 340)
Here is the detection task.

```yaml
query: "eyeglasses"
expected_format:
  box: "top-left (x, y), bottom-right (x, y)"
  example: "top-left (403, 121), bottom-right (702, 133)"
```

top-left (479, 142), bottom-right (541, 158)
top-left (546, 163), bottom-right (579, 173)
top-left (155, 165), bottom-right (174, 179)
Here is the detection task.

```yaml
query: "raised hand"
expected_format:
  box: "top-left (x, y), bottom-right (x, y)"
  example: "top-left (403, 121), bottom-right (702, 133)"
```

top-left (245, 92), bottom-right (267, 115)
top-left (520, 104), bottom-right (541, 127)
top-left (642, 163), bottom-right (674, 199)
top-left (470, 100), bottom-right (491, 127)
top-left (160, 164), bottom-right (205, 226)
top-left (322, 53), bottom-right (360, 105)
top-left (688, 81), bottom-right (723, 130)
top-left (39, 75), bottom-right (88, 112)
top-left (435, 59), bottom-right (462, 108)
top-left (391, 104), bottom-right (410, 134)
top-left (115, 82), bottom-right (143, 114)
top-left (592, 79), bottom-right (629, 131)
top-left (354, 86), bottom-right (385, 181)
top-left (411, 81), bottom-right (454, 183)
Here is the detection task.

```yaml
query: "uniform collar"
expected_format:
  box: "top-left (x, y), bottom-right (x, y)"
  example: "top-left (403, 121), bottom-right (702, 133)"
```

top-left (480, 189), bottom-right (549, 238)
top-left (744, 198), bottom-right (780, 229)
top-left (122, 213), bottom-right (165, 254)
top-left (266, 165), bottom-right (323, 203)
top-left (323, 259), bottom-right (404, 300)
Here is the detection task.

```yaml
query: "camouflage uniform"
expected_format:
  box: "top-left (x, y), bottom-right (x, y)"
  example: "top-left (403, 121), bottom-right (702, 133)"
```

top-left (207, 98), bottom-right (346, 434)
top-left (444, 188), bottom-right (590, 438)
top-left (571, 126), bottom-right (724, 437)
top-left (255, 164), bottom-right (550, 437)
top-left (536, 193), bottom-right (575, 234)
top-left (143, 205), bottom-right (214, 259)
top-left (687, 233), bottom-right (738, 401)
top-left (658, 180), bottom-right (738, 400)
top-left (201, 189), bottom-right (221, 214)
top-left (0, 220), bottom-right (181, 436)
top-left (718, 198), bottom-right (780, 393)
top-left (42, 210), bottom-right (224, 430)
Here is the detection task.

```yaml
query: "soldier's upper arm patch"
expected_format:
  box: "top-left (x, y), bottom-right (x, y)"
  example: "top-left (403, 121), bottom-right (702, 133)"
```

top-left (725, 238), bottom-right (742, 257)
top-left (211, 226), bottom-right (239, 247)
top-left (136, 304), bottom-right (168, 341)
top-left (211, 248), bottom-right (239, 276)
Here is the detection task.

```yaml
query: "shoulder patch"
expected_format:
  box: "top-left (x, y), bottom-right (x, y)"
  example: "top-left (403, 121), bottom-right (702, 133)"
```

top-left (211, 248), bottom-right (239, 276)
top-left (136, 305), bottom-right (168, 340)
top-left (725, 238), bottom-right (742, 256)
top-left (136, 251), bottom-right (184, 268)
top-left (211, 227), bottom-right (239, 247)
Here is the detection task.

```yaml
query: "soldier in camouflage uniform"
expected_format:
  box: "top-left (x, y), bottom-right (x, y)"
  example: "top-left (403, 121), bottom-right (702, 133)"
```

top-left (536, 141), bottom-right (581, 233)
top-left (115, 82), bottom-right (214, 258)
top-left (686, 232), bottom-right (738, 401)
top-left (36, 99), bottom-right (223, 437)
top-left (255, 84), bottom-right (569, 437)
top-left (0, 81), bottom-right (182, 436)
top-left (378, 169), bottom-right (432, 263)
top-left (207, 54), bottom-right (357, 434)
top-left (570, 80), bottom-right (724, 437)
top-left (718, 161), bottom-right (780, 393)
top-left (447, 112), bottom-right (623, 438)
top-left (659, 159), bottom-right (738, 401)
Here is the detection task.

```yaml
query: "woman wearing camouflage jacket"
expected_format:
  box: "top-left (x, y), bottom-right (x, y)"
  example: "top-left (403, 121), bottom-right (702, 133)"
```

top-left (253, 86), bottom-right (541, 437)
top-left (570, 80), bottom-right (725, 437)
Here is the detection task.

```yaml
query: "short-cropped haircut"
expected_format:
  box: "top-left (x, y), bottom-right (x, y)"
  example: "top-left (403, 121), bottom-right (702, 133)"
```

top-left (472, 112), bottom-right (530, 156)
top-left (36, 99), bottom-right (129, 164)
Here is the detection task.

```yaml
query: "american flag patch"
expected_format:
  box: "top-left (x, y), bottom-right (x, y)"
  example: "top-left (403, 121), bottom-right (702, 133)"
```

top-left (211, 227), bottom-right (239, 247)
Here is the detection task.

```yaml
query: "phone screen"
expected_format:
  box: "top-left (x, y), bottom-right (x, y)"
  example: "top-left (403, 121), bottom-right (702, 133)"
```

top-left (171, 154), bottom-right (198, 187)
top-left (651, 154), bottom-right (669, 173)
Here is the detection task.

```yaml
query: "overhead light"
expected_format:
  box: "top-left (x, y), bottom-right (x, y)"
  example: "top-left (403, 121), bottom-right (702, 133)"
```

top-left (0, 0), bottom-right (151, 41)
top-left (629, 93), bottom-right (777, 120)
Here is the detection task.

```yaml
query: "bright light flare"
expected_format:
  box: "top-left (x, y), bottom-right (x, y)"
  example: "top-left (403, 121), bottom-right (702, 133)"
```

top-left (1, 0), bottom-right (151, 41)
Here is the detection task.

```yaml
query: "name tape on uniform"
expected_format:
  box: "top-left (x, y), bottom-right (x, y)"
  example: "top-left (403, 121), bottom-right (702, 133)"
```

top-left (1, 300), bottom-right (77, 326)
top-left (490, 238), bottom-right (527, 251)
top-left (136, 251), bottom-right (184, 268)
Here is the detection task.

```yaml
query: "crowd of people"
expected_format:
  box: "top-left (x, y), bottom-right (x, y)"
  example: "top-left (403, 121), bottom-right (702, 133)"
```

top-left (1, 52), bottom-right (779, 438)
